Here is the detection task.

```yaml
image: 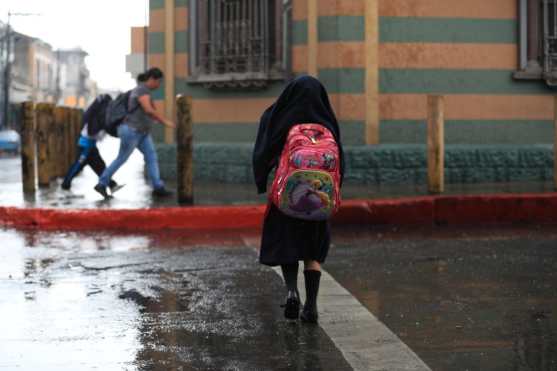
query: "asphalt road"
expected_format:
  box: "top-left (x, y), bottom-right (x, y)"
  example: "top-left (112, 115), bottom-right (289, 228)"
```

top-left (2, 226), bottom-right (557, 370)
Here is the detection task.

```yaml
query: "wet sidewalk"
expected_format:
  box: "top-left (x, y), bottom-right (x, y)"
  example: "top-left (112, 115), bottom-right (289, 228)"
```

top-left (0, 228), bottom-right (352, 371)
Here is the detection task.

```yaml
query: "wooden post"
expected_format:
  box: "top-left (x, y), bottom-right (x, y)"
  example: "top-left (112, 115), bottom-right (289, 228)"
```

top-left (47, 106), bottom-right (59, 180)
top-left (36, 103), bottom-right (54, 187)
top-left (176, 95), bottom-right (194, 205)
top-left (67, 109), bottom-right (74, 164)
top-left (554, 96), bottom-right (557, 190)
top-left (54, 107), bottom-right (66, 177)
top-left (70, 108), bottom-right (81, 163)
top-left (427, 95), bottom-right (445, 194)
top-left (20, 102), bottom-right (36, 193)
top-left (63, 108), bottom-right (72, 173)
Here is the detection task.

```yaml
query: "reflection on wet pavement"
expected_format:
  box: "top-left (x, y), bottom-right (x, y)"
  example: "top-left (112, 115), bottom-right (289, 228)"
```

top-left (327, 226), bottom-right (557, 371)
top-left (0, 228), bottom-right (352, 370)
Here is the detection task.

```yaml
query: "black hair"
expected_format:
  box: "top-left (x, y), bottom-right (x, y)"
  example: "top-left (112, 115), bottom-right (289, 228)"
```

top-left (137, 67), bottom-right (164, 83)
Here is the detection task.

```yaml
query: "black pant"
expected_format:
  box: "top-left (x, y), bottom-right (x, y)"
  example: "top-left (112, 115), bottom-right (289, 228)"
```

top-left (62, 146), bottom-right (114, 188)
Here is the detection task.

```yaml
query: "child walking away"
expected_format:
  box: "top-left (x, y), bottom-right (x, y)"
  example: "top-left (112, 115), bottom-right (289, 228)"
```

top-left (94, 67), bottom-right (175, 199)
top-left (252, 75), bottom-right (345, 323)
top-left (61, 94), bottom-right (123, 194)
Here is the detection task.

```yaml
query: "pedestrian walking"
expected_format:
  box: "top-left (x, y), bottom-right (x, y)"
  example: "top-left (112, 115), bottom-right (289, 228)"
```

top-left (252, 75), bottom-right (345, 323)
top-left (61, 94), bottom-right (122, 193)
top-left (94, 67), bottom-right (175, 199)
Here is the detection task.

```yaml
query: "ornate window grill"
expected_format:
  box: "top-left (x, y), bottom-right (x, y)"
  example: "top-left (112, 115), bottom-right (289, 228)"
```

top-left (189, 0), bottom-right (286, 89)
top-left (543, 0), bottom-right (557, 84)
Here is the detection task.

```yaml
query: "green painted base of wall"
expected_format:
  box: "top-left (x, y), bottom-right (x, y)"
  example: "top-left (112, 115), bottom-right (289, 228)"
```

top-left (156, 143), bottom-right (555, 186)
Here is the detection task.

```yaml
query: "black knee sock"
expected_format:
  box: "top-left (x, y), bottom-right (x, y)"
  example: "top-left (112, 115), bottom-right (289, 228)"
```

top-left (281, 263), bottom-right (299, 293)
top-left (303, 270), bottom-right (321, 310)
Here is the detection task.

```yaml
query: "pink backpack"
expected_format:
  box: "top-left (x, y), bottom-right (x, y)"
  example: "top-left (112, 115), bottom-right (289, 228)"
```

top-left (271, 123), bottom-right (341, 221)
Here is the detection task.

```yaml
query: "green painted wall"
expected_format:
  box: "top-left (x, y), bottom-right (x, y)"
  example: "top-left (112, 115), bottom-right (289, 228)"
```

top-left (156, 143), bottom-right (555, 185)
top-left (292, 17), bottom-right (517, 44)
top-left (150, 0), bottom-right (187, 10)
top-left (150, 0), bottom-right (164, 10)
top-left (148, 31), bottom-right (189, 54)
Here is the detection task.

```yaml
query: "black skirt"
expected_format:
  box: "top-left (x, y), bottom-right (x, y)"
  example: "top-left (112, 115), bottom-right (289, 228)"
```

top-left (259, 203), bottom-right (331, 266)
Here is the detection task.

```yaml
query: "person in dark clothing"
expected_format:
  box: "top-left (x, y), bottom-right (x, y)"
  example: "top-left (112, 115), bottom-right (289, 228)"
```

top-left (61, 95), bottom-right (122, 193)
top-left (252, 75), bottom-right (344, 323)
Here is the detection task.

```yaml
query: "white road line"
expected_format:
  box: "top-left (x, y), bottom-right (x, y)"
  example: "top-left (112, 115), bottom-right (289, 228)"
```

top-left (272, 266), bottom-right (432, 371)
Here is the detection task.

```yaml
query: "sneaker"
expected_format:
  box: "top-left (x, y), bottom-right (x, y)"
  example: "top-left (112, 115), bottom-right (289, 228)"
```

top-left (94, 184), bottom-right (111, 199)
top-left (152, 187), bottom-right (173, 197)
top-left (61, 182), bottom-right (71, 190)
top-left (109, 183), bottom-right (125, 194)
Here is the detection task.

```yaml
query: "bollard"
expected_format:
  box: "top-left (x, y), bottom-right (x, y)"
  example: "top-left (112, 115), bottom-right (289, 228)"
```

top-left (47, 106), bottom-right (59, 181)
top-left (20, 102), bottom-right (36, 193)
top-left (66, 108), bottom-right (76, 169)
top-left (70, 108), bottom-right (81, 163)
top-left (62, 108), bottom-right (72, 174)
top-left (54, 107), bottom-right (66, 177)
top-left (176, 95), bottom-right (194, 205)
top-left (35, 103), bottom-right (55, 187)
top-left (427, 95), bottom-right (445, 194)
top-left (554, 96), bottom-right (557, 190)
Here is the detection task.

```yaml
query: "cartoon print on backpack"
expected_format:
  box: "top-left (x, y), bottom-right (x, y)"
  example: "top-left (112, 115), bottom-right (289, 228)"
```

top-left (284, 175), bottom-right (332, 217)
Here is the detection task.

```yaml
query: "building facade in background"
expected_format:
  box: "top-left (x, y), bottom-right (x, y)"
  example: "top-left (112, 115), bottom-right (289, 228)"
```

top-left (135, 0), bottom-right (556, 146)
top-left (0, 22), bottom-right (98, 128)
top-left (56, 48), bottom-right (98, 108)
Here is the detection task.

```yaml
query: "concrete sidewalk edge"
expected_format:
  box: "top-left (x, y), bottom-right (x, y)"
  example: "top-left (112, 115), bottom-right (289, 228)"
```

top-left (2, 193), bottom-right (557, 231)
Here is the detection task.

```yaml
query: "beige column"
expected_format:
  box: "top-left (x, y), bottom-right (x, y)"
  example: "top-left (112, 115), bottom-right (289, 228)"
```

top-left (365, 0), bottom-right (379, 145)
top-left (307, 0), bottom-right (318, 77)
top-left (164, 0), bottom-right (176, 144)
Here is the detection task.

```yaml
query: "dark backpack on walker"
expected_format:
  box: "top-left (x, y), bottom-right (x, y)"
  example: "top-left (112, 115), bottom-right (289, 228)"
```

top-left (83, 94), bottom-right (112, 136)
top-left (104, 90), bottom-right (135, 137)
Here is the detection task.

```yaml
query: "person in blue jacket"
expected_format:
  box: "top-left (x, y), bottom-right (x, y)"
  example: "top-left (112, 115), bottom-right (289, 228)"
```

top-left (61, 95), bottom-right (122, 193)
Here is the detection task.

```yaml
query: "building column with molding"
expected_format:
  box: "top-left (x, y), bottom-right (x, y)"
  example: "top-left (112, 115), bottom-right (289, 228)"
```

top-left (164, 0), bottom-right (176, 144)
top-left (365, 0), bottom-right (379, 145)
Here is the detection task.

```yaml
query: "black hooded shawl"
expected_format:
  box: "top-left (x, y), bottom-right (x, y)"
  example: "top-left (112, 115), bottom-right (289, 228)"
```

top-left (252, 75), bottom-right (345, 194)
top-left (252, 75), bottom-right (345, 266)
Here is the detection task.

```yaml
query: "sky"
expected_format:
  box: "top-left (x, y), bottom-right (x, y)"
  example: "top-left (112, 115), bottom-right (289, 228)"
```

top-left (0, 0), bottom-right (149, 91)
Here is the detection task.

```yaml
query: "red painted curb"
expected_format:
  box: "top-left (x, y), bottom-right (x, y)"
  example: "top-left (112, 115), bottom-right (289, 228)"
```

top-left (435, 193), bottom-right (557, 225)
top-left (1, 193), bottom-right (557, 231)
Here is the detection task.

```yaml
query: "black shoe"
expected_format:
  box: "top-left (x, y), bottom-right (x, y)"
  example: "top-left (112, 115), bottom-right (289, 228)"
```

top-left (281, 290), bottom-right (300, 320)
top-left (300, 305), bottom-right (318, 324)
top-left (109, 182), bottom-right (125, 194)
top-left (300, 270), bottom-right (321, 324)
top-left (61, 182), bottom-right (71, 190)
top-left (152, 187), bottom-right (173, 197)
top-left (94, 184), bottom-right (111, 199)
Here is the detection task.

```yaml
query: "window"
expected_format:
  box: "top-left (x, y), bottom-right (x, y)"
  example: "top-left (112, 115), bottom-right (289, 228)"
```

top-left (543, 0), bottom-right (557, 83)
top-left (516, 0), bottom-right (557, 85)
top-left (188, 0), bottom-right (288, 89)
